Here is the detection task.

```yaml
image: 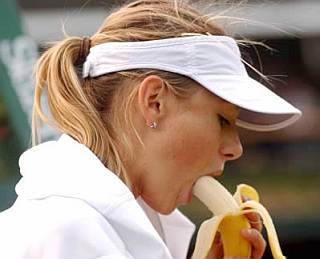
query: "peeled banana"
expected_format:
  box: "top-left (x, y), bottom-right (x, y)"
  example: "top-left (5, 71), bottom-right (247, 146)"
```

top-left (192, 176), bottom-right (286, 259)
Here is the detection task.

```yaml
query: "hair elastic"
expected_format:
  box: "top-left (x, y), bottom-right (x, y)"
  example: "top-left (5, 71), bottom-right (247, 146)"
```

top-left (78, 37), bottom-right (91, 65)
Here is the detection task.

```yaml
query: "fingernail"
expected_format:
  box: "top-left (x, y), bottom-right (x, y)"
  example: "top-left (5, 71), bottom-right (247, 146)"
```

top-left (241, 228), bottom-right (252, 235)
top-left (242, 195), bottom-right (250, 202)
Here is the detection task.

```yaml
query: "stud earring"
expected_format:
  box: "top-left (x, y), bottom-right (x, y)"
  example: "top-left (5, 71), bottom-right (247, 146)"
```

top-left (149, 122), bottom-right (157, 129)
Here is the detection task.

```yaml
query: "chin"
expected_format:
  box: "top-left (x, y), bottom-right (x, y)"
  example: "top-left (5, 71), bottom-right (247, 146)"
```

top-left (142, 195), bottom-right (176, 215)
top-left (153, 201), bottom-right (176, 215)
top-left (157, 206), bottom-right (175, 215)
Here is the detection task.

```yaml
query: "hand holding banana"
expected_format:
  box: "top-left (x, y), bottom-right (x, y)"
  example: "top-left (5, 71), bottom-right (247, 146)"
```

top-left (192, 176), bottom-right (286, 259)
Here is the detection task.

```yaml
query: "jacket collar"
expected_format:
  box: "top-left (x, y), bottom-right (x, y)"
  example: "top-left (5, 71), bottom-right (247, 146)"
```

top-left (16, 134), bottom-right (195, 259)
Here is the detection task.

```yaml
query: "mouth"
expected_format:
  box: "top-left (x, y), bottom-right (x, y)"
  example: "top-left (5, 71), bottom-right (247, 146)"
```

top-left (195, 167), bottom-right (224, 185)
top-left (211, 170), bottom-right (223, 176)
top-left (178, 187), bottom-right (193, 205)
top-left (180, 170), bottom-right (224, 205)
top-left (210, 164), bottom-right (224, 177)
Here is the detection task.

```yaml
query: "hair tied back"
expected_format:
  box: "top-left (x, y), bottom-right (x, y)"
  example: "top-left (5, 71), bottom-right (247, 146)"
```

top-left (77, 37), bottom-right (91, 65)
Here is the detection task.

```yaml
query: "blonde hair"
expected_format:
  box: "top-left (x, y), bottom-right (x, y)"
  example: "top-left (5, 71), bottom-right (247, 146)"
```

top-left (32, 0), bottom-right (239, 181)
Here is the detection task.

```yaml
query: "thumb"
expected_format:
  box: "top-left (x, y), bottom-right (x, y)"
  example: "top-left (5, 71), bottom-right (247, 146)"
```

top-left (206, 232), bottom-right (224, 259)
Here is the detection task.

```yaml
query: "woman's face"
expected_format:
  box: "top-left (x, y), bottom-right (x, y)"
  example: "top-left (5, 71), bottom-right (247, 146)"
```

top-left (129, 78), bottom-right (243, 214)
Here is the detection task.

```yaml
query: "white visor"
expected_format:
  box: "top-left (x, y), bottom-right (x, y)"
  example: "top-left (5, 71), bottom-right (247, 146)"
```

top-left (83, 35), bottom-right (302, 131)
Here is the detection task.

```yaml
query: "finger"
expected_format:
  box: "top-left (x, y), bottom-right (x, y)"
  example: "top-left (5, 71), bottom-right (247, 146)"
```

top-left (244, 212), bottom-right (263, 232)
top-left (241, 229), bottom-right (266, 259)
top-left (241, 195), bottom-right (250, 202)
top-left (205, 232), bottom-right (223, 259)
top-left (241, 196), bottom-right (263, 232)
top-left (213, 232), bottom-right (222, 244)
top-left (208, 241), bottom-right (223, 259)
top-left (223, 256), bottom-right (249, 259)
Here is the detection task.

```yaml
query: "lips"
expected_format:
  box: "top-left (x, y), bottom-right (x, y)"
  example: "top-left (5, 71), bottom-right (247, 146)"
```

top-left (204, 169), bottom-right (223, 177)
top-left (210, 170), bottom-right (223, 177)
top-left (209, 164), bottom-right (224, 177)
top-left (178, 187), bottom-right (194, 205)
top-left (179, 169), bottom-right (224, 205)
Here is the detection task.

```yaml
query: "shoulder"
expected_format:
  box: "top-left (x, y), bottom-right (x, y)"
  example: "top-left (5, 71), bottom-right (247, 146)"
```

top-left (35, 197), bottom-right (129, 255)
top-left (0, 197), bottom-right (132, 259)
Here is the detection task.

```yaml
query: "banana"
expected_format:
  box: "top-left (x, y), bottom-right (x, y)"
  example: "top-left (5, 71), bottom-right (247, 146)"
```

top-left (192, 176), bottom-right (286, 259)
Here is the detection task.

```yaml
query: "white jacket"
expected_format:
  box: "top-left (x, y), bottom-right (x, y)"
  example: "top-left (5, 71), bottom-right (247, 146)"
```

top-left (0, 134), bottom-right (195, 259)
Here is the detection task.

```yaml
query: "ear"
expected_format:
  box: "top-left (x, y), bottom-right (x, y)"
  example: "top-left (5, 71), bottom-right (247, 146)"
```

top-left (137, 75), bottom-right (168, 127)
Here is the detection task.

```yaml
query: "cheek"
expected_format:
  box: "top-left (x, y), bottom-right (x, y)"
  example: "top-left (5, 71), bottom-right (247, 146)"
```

top-left (161, 123), bottom-right (220, 173)
top-left (168, 136), bottom-right (202, 166)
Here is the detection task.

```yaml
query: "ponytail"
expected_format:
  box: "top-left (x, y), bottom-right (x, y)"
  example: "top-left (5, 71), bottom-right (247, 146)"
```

top-left (32, 37), bottom-right (124, 175)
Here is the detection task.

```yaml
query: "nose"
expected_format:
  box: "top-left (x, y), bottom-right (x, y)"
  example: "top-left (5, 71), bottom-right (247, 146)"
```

top-left (219, 127), bottom-right (243, 161)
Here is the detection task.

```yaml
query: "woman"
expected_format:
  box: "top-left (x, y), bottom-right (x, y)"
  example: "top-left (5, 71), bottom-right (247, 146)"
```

top-left (0, 0), bottom-right (301, 259)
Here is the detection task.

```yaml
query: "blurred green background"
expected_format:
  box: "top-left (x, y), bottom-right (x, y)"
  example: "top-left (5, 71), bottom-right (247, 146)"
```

top-left (1, 0), bottom-right (319, 258)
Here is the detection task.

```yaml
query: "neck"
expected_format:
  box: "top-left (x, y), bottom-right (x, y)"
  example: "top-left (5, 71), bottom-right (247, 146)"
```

top-left (122, 159), bottom-right (143, 199)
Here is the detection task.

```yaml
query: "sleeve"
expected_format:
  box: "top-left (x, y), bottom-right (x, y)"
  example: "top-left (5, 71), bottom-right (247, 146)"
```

top-left (28, 216), bottom-right (134, 259)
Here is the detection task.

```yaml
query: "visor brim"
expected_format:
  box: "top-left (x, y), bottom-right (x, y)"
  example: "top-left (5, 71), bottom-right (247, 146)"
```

top-left (194, 75), bottom-right (302, 131)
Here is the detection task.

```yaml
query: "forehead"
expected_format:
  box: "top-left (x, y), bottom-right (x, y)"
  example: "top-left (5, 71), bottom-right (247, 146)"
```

top-left (207, 90), bottom-right (240, 116)
top-left (219, 98), bottom-right (240, 113)
top-left (182, 84), bottom-right (240, 116)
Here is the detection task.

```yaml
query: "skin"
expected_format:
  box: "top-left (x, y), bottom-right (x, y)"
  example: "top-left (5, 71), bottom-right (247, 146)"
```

top-left (206, 205), bottom-right (266, 259)
top-left (125, 75), bottom-right (265, 259)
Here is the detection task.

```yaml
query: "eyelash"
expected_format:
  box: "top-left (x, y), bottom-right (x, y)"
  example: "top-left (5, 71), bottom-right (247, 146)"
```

top-left (218, 114), bottom-right (230, 127)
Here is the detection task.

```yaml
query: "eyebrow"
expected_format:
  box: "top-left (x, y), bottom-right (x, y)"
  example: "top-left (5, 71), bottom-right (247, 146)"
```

top-left (220, 102), bottom-right (240, 122)
top-left (220, 100), bottom-right (240, 112)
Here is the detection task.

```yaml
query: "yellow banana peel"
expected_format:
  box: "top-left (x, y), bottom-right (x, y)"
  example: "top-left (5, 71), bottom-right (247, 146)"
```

top-left (192, 176), bottom-right (286, 259)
